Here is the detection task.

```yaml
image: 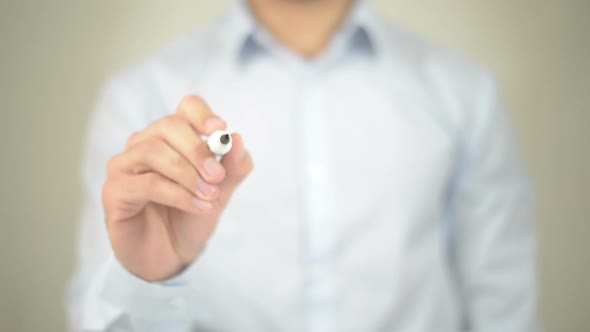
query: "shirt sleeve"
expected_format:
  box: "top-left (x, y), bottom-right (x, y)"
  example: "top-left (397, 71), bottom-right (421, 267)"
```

top-left (450, 72), bottom-right (540, 331)
top-left (65, 77), bottom-right (198, 332)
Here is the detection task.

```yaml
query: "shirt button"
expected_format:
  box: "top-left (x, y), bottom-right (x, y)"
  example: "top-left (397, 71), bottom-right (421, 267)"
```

top-left (169, 295), bottom-right (186, 309)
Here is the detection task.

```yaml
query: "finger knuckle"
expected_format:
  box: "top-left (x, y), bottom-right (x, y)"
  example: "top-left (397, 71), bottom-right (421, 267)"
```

top-left (125, 131), bottom-right (140, 148)
top-left (238, 154), bottom-right (254, 178)
top-left (245, 159), bottom-right (254, 175)
top-left (180, 95), bottom-right (206, 111)
top-left (157, 115), bottom-right (178, 133)
top-left (101, 180), bottom-right (123, 219)
top-left (101, 180), bottom-right (113, 204)
top-left (128, 143), bottom-right (148, 164)
top-left (143, 173), bottom-right (160, 192)
top-left (106, 154), bottom-right (122, 174)
top-left (151, 138), bottom-right (168, 152)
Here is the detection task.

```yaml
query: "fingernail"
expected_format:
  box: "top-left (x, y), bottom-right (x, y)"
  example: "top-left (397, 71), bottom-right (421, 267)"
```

top-left (204, 117), bottom-right (226, 133)
top-left (197, 178), bottom-right (218, 198)
top-left (203, 157), bottom-right (224, 177)
top-left (193, 198), bottom-right (213, 211)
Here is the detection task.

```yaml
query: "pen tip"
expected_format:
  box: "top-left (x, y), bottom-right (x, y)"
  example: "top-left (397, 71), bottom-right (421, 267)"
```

top-left (220, 133), bottom-right (230, 144)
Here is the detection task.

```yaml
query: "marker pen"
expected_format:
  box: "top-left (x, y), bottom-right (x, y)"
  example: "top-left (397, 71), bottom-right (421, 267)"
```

top-left (206, 130), bottom-right (233, 157)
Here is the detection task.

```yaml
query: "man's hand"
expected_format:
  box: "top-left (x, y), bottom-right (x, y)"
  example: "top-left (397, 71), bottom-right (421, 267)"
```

top-left (102, 95), bottom-right (253, 282)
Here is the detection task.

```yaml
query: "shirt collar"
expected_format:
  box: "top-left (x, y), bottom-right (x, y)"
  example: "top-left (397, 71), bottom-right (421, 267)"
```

top-left (222, 0), bottom-right (380, 65)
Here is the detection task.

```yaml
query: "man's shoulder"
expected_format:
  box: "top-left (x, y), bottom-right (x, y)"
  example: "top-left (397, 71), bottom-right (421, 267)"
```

top-left (377, 17), bottom-right (499, 130)
top-left (378, 17), bottom-right (493, 87)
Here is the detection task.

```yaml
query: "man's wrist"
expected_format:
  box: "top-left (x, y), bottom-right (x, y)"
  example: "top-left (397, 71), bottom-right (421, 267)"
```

top-left (100, 255), bottom-right (199, 320)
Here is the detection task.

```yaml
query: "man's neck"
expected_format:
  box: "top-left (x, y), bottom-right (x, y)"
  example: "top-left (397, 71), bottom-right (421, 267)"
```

top-left (248, 0), bottom-right (355, 58)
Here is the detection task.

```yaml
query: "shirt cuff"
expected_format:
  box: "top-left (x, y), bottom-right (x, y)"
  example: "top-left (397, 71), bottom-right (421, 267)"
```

top-left (100, 255), bottom-right (200, 323)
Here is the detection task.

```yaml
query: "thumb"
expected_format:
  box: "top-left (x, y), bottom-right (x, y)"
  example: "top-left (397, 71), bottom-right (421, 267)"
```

top-left (219, 133), bottom-right (253, 200)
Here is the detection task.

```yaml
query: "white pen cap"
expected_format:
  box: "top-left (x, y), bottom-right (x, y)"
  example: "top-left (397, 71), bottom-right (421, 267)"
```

top-left (207, 130), bottom-right (233, 156)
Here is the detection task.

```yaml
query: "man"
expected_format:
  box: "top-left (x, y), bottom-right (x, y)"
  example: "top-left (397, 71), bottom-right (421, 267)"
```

top-left (67, 0), bottom-right (538, 331)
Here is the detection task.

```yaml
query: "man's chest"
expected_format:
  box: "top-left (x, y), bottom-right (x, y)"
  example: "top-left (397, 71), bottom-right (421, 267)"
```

top-left (196, 64), bottom-right (455, 245)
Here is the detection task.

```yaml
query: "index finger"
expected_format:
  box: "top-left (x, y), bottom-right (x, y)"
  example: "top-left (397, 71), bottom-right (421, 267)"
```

top-left (176, 95), bottom-right (227, 135)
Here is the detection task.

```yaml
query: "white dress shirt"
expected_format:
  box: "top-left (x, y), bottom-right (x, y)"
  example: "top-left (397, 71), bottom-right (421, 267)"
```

top-left (67, 1), bottom-right (538, 331)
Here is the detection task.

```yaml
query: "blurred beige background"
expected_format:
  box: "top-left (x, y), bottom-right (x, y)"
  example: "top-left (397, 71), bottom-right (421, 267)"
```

top-left (1, 0), bottom-right (589, 331)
